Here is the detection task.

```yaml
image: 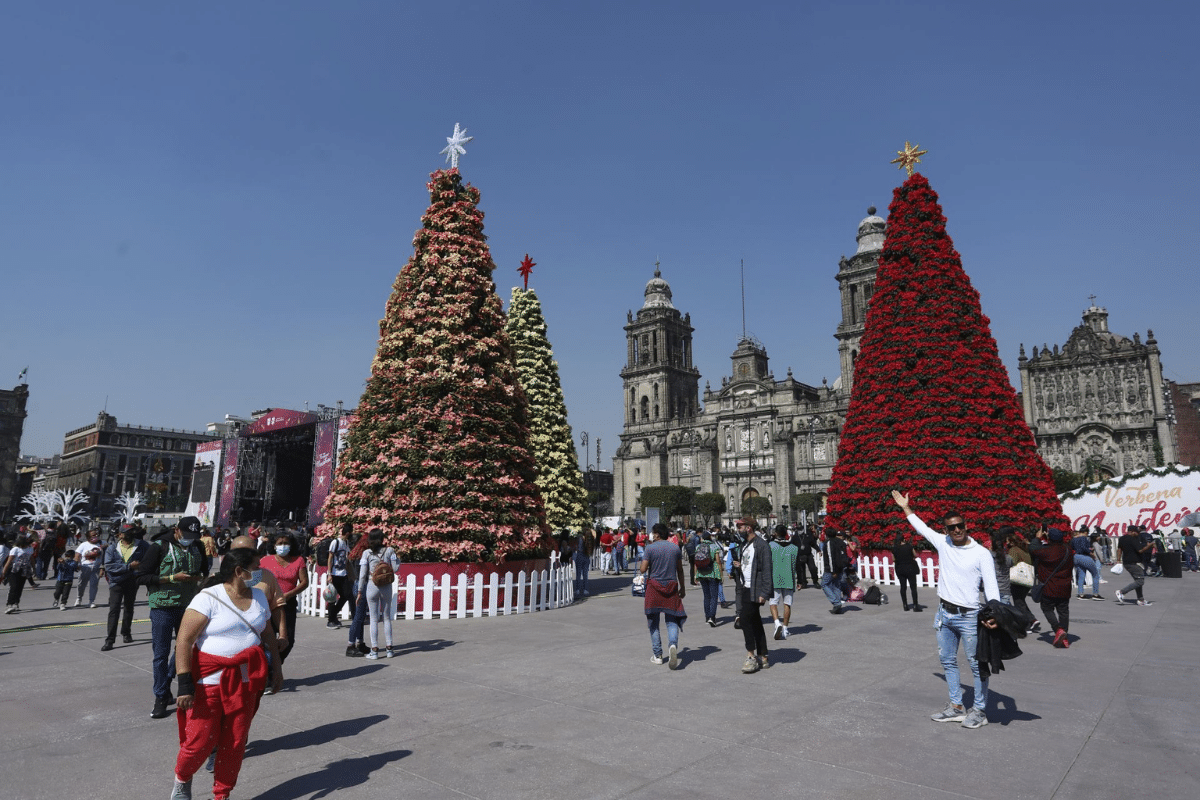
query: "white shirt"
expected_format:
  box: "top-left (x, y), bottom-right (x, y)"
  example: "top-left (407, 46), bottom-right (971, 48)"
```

top-left (328, 537), bottom-right (349, 577)
top-left (188, 585), bottom-right (269, 685)
top-left (740, 536), bottom-right (756, 589)
top-left (76, 541), bottom-right (103, 567)
top-left (905, 514), bottom-right (999, 609)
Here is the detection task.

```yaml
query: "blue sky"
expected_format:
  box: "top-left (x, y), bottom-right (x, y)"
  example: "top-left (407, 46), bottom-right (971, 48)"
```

top-left (3, 1), bottom-right (1197, 469)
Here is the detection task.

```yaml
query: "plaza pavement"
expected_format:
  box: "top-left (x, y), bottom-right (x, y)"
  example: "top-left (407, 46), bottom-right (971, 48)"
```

top-left (1, 570), bottom-right (1196, 800)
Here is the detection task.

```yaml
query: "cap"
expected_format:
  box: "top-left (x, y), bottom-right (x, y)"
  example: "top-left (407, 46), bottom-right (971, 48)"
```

top-left (1048, 528), bottom-right (1065, 542)
top-left (178, 516), bottom-right (202, 536)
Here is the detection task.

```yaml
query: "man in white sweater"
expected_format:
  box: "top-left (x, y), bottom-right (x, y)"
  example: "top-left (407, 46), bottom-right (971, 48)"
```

top-left (892, 490), bottom-right (999, 730)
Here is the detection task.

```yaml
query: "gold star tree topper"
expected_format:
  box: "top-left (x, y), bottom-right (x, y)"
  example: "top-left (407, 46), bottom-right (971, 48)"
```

top-left (890, 141), bottom-right (928, 176)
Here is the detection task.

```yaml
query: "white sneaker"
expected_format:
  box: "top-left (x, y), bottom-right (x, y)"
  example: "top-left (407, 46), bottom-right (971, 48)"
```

top-left (1137, 599), bottom-right (1154, 606)
top-left (74, 599), bottom-right (82, 607)
top-left (668, 644), bottom-right (679, 670)
top-left (1114, 590), bottom-right (1125, 604)
top-left (60, 604), bottom-right (67, 611)
top-left (650, 654), bottom-right (665, 665)
top-left (781, 626), bottom-right (790, 639)
top-left (365, 651), bottom-right (379, 660)
top-left (90, 603), bottom-right (97, 608)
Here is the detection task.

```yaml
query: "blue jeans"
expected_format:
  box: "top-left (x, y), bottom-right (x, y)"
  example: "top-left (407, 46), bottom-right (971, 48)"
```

top-left (347, 590), bottom-right (369, 646)
top-left (614, 549), bottom-right (627, 572)
top-left (646, 612), bottom-right (682, 658)
top-left (1074, 555), bottom-right (1100, 594)
top-left (935, 606), bottom-right (987, 710)
top-left (820, 571), bottom-right (843, 606)
top-left (150, 606), bottom-right (186, 699)
top-left (573, 557), bottom-right (590, 596)
top-left (699, 578), bottom-right (720, 620)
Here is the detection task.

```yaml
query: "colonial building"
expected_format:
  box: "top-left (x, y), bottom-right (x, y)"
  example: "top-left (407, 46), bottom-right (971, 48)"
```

top-left (1, 383), bottom-right (30, 521)
top-left (612, 208), bottom-right (884, 522)
top-left (1018, 305), bottom-right (1177, 479)
top-left (55, 411), bottom-right (220, 518)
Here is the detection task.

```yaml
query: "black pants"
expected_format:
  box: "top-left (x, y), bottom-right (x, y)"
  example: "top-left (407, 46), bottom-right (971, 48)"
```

top-left (6, 574), bottom-right (27, 606)
top-left (327, 575), bottom-right (352, 622)
top-left (106, 580), bottom-right (139, 642)
top-left (897, 573), bottom-right (918, 607)
top-left (798, 558), bottom-right (818, 587)
top-left (738, 586), bottom-right (768, 657)
top-left (1040, 597), bottom-right (1070, 633)
top-left (1012, 584), bottom-right (1034, 620)
top-left (277, 597), bottom-right (298, 663)
top-left (53, 580), bottom-right (74, 604)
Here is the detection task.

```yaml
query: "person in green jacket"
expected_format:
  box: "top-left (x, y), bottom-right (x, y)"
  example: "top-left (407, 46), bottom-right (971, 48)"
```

top-left (768, 525), bottom-right (798, 639)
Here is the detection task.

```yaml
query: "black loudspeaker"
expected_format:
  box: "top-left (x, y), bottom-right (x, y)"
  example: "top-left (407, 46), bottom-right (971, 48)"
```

top-left (1159, 552), bottom-right (1183, 579)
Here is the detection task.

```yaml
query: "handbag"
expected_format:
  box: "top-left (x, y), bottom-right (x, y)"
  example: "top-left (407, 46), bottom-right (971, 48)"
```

top-left (1009, 562), bottom-right (1035, 588)
top-left (1030, 547), bottom-right (1072, 603)
top-left (631, 574), bottom-right (646, 597)
top-left (1110, 562), bottom-right (1125, 575)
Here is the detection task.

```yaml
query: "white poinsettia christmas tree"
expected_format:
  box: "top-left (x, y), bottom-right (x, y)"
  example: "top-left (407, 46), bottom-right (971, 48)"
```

top-left (505, 266), bottom-right (591, 531)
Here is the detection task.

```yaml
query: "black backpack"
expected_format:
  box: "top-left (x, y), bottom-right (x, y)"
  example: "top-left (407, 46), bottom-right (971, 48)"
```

top-left (827, 537), bottom-right (849, 573)
top-left (315, 537), bottom-right (332, 568)
top-left (863, 585), bottom-right (883, 605)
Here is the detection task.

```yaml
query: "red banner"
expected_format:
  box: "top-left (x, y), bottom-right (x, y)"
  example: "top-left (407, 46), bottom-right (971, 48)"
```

top-left (241, 408), bottom-right (318, 436)
top-left (308, 419), bottom-right (338, 525)
top-left (215, 438), bottom-right (240, 527)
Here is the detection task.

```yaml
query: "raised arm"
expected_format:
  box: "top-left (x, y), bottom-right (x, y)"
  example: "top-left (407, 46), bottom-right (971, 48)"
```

top-left (891, 490), bottom-right (942, 546)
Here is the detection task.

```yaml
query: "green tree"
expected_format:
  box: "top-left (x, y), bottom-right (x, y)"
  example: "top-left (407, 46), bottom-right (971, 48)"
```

top-left (1051, 468), bottom-right (1085, 494)
top-left (505, 287), bottom-right (591, 531)
top-left (742, 496), bottom-right (772, 518)
top-left (789, 493), bottom-right (821, 513)
top-left (321, 169), bottom-right (547, 563)
top-left (639, 485), bottom-right (697, 520)
top-left (694, 492), bottom-right (727, 524)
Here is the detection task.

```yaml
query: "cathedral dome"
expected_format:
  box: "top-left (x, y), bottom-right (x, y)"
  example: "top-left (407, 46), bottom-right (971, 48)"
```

top-left (856, 206), bottom-right (886, 254)
top-left (642, 267), bottom-right (674, 310)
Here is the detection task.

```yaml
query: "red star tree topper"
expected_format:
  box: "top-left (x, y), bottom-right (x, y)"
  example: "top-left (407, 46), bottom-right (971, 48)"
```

top-left (319, 169), bottom-right (550, 562)
top-left (518, 254), bottom-right (535, 289)
top-left (825, 173), bottom-right (1068, 548)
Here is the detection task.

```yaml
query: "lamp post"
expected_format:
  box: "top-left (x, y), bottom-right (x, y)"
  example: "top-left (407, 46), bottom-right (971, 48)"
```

top-left (580, 431), bottom-right (590, 471)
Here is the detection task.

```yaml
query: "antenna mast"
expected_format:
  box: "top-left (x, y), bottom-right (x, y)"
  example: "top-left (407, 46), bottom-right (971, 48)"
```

top-left (740, 259), bottom-right (746, 340)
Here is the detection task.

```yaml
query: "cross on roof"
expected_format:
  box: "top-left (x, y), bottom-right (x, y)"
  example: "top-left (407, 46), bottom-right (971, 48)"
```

top-left (1088, 294), bottom-right (1097, 306)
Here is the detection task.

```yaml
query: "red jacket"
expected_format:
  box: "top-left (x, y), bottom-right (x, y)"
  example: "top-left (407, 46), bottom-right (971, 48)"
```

top-left (1031, 542), bottom-right (1074, 599)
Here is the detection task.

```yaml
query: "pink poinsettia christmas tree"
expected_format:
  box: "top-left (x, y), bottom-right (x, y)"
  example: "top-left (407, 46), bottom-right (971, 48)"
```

top-left (321, 169), bottom-right (549, 562)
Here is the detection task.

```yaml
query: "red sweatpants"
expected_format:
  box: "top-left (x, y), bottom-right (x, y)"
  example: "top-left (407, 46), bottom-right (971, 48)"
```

top-left (175, 682), bottom-right (261, 799)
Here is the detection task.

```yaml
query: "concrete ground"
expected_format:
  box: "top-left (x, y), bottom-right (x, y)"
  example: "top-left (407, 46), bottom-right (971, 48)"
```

top-left (1, 570), bottom-right (1196, 800)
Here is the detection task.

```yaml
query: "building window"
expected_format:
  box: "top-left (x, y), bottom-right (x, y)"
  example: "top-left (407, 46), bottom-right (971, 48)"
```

top-left (634, 467), bottom-right (641, 476)
top-left (640, 396), bottom-right (649, 420)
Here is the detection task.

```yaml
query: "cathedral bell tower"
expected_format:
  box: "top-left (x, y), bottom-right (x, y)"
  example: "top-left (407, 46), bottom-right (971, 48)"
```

top-left (835, 207), bottom-right (885, 394)
top-left (613, 266), bottom-right (702, 514)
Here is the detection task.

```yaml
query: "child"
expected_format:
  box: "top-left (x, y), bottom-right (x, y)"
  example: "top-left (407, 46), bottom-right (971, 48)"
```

top-left (53, 550), bottom-right (80, 610)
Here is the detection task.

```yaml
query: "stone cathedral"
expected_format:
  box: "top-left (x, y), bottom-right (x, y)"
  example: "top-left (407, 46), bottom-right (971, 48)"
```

top-left (611, 208), bottom-right (886, 522)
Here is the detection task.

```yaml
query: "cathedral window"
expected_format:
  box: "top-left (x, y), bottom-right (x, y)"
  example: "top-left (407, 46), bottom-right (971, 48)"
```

top-left (640, 396), bottom-right (649, 420)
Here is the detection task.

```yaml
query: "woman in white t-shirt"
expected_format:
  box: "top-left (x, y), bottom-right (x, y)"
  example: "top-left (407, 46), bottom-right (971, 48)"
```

top-left (73, 530), bottom-right (104, 607)
top-left (358, 528), bottom-right (400, 660)
top-left (169, 548), bottom-right (282, 800)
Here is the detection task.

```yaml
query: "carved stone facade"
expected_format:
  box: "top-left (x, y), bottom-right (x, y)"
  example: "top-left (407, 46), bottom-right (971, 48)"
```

top-left (1018, 306), bottom-right (1177, 478)
top-left (612, 210), bottom-right (883, 522)
top-left (1, 383), bottom-right (30, 521)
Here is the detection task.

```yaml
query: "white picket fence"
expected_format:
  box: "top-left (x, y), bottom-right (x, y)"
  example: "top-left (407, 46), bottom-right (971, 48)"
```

top-left (298, 557), bottom-right (576, 621)
top-left (854, 554), bottom-right (940, 587)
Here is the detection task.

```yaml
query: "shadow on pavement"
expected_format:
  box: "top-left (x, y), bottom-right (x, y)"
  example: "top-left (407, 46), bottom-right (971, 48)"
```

top-left (250, 749), bottom-right (412, 800)
top-left (986, 689), bottom-right (1042, 726)
top-left (680, 644), bottom-right (721, 667)
top-left (288, 664), bottom-right (387, 687)
top-left (788, 624), bottom-right (822, 636)
top-left (390, 638), bottom-right (456, 655)
top-left (245, 715), bottom-right (389, 758)
top-left (765, 648), bottom-right (807, 665)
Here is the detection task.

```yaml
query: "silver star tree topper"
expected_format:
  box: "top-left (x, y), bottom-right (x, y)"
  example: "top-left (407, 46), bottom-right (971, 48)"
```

top-left (440, 122), bottom-right (473, 169)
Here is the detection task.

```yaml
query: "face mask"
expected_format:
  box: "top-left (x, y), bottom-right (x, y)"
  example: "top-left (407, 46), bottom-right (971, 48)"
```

top-left (178, 538), bottom-right (195, 547)
top-left (244, 569), bottom-right (262, 587)
top-left (275, 545), bottom-right (291, 557)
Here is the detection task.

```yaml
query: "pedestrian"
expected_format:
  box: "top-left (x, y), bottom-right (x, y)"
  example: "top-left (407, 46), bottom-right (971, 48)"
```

top-left (53, 549), bottom-right (81, 610)
top-left (141, 517), bottom-right (208, 720)
top-left (226, 535), bottom-right (287, 660)
top-left (892, 491), bottom-right (999, 730)
top-left (685, 528), bottom-right (700, 585)
top-left (344, 532), bottom-right (372, 658)
top-left (768, 524), bottom-right (797, 640)
top-left (1029, 527), bottom-right (1075, 648)
top-left (325, 523), bottom-right (353, 629)
top-left (75, 528), bottom-right (104, 607)
top-left (170, 548), bottom-right (283, 800)
top-left (891, 529), bottom-right (923, 611)
top-left (819, 529), bottom-right (850, 614)
top-left (1071, 526), bottom-right (1104, 600)
top-left (36, 522), bottom-right (59, 580)
top-left (599, 528), bottom-right (615, 574)
top-left (639, 522), bottom-right (686, 669)
top-left (1114, 526), bottom-right (1154, 606)
top-left (694, 529), bottom-right (722, 626)
top-left (733, 518), bottom-right (772, 672)
top-left (1183, 528), bottom-right (1199, 572)
top-left (357, 529), bottom-right (400, 659)
top-left (3, 534), bottom-right (37, 612)
top-left (792, 528), bottom-right (817, 589)
top-left (612, 527), bottom-right (627, 574)
top-left (199, 528), bottom-right (218, 574)
top-left (259, 532), bottom-right (308, 664)
top-left (1004, 530), bottom-right (1039, 632)
top-left (101, 525), bottom-right (150, 650)
top-left (572, 529), bottom-right (593, 599)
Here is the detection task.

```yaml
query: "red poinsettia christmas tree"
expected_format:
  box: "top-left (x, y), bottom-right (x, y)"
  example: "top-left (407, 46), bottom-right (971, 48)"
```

top-left (825, 171), bottom-right (1067, 548)
top-left (320, 169), bottom-right (549, 562)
